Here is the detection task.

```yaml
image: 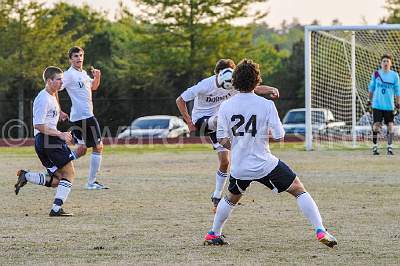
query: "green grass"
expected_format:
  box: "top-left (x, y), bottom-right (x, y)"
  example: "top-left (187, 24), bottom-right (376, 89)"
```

top-left (0, 141), bottom-right (379, 156)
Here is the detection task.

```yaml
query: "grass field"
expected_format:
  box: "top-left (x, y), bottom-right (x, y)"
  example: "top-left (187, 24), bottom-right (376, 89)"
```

top-left (1, 143), bottom-right (399, 265)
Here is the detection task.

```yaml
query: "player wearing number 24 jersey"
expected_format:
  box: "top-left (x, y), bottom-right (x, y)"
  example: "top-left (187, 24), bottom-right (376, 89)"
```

top-left (204, 59), bottom-right (337, 248)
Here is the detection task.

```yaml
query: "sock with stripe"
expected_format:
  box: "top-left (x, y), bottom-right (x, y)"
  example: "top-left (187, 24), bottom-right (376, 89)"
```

top-left (25, 172), bottom-right (47, 186)
top-left (52, 179), bottom-right (72, 212)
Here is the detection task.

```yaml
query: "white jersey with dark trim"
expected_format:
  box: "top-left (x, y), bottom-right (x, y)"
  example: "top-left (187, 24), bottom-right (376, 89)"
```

top-left (180, 75), bottom-right (238, 123)
top-left (217, 92), bottom-right (285, 180)
top-left (33, 89), bottom-right (60, 136)
top-left (62, 66), bottom-right (94, 122)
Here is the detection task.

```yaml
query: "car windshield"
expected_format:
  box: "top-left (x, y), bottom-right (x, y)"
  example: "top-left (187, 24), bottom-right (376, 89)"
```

top-left (283, 111), bottom-right (325, 124)
top-left (131, 119), bottom-right (170, 129)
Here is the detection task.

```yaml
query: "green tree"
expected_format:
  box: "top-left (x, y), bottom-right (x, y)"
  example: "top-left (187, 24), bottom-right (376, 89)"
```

top-left (384, 0), bottom-right (400, 23)
top-left (0, 1), bottom-right (102, 137)
top-left (269, 39), bottom-right (305, 117)
top-left (131, 0), bottom-right (270, 96)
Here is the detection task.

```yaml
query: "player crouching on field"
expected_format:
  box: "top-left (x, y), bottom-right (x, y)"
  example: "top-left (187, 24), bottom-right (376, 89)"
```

top-left (14, 66), bottom-right (76, 217)
top-left (204, 59), bottom-right (337, 248)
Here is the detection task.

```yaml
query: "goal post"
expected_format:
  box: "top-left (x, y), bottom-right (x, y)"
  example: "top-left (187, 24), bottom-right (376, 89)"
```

top-left (304, 25), bottom-right (400, 151)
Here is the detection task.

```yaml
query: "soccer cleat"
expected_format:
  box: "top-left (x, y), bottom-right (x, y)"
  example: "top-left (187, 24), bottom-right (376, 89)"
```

top-left (211, 196), bottom-right (221, 213)
top-left (316, 229), bottom-right (337, 248)
top-left (204, 231), bottom-right (229, 246)
top-left (15, 170), bottom-right (28, 195)
top-left (372, 146), bottom-right (379, 155)
top-left (85, 181), bottom-right (109, 190)
top-left (387, 147), bottom-right (394, 155)
top-left (49, 208), bottom-right (73, 217)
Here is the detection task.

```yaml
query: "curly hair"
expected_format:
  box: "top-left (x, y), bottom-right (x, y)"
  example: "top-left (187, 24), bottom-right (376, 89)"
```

top-left (232, 59), bottom-right (262, 92)
top-left (214, 59), bottom-right (236, 74)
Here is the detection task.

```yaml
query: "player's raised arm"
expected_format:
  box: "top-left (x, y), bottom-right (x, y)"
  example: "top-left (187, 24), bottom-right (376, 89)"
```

top-left (254, 85), bottom-right (280, 99)
top-left (91, 66), bottom-right (101, 91)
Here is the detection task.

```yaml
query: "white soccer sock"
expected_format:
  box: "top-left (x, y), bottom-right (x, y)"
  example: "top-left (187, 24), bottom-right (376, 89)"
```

top-left (25, 172), bottom-right (46, 186)
top-left (213, 170), bottom-right (228, 199)
top-left (296, 192), bottom-right (325, 231)
top-left (52, 179), bottom-right (72, 212)
top-left (211, 197), bottom-right (235, 236)
top-left (88, 152), bottom-right (102, 184)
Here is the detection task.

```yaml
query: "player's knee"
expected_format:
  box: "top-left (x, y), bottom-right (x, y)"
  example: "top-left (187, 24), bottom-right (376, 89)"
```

top-left (226, 192), bottom-right (241, 205)
top-left (387, 123), bottom-right (394, 133)
top-left (372, 123), bottom-right (381, 132)
top-left (76, 145), bottom-right (87, 157)
top-left (94, 142), bottom-right (103, 153)
top-left (50, 173), bottom-right (61, 187)
top-left (287, 177), bottom-right (306, 197)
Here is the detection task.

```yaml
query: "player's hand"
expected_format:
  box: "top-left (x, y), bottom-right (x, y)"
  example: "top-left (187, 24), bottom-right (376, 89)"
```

top-left (367, 99), bottom-right (372, 107)
top-left (59, 111), bottom-right (69, 122)
top-left (60, 131), bottom-right (73, 143)
top-left (90, 66), bottom-right (101, 79)
top-left (269, 87), bottom-right (280, 99)
top-left (188, 121), bottom-right (197, 132)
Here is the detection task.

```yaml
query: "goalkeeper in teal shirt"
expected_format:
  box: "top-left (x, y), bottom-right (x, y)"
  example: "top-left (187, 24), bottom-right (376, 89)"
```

top-left (368, 54), bottom-right (400, 155)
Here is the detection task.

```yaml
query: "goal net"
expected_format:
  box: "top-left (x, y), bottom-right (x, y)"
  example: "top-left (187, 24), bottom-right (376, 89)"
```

top-left (305, 25), bottom-right (400, 150)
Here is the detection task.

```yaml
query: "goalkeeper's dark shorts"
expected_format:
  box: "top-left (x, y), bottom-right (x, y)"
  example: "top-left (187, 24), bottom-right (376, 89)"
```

top-left (372, 108), bottom-right (394, 124)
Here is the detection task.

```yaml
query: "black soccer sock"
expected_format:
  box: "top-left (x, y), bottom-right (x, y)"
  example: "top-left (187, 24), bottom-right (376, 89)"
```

top-left (387, 132), bottom-right (394, 146)
top-left (372, 131), bottom-right (378, 145)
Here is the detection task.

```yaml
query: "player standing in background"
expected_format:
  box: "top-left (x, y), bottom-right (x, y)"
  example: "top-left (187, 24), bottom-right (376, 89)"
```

top-left (15, 66), bottom-right (76, 216)
top-left (176, 59), bottom-right (280, 213)
top-left (62, 46), bottom-right (108, 189)
top-left (368, 54), bottom-right (400, 155)
top-left (204, 59), bottom-right (337, 248)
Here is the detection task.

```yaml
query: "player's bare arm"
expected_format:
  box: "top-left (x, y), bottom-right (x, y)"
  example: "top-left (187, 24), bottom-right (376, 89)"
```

top-left (34, 124), bottom-right (72, 143)
top-left (218, 137), bottom-right (231, 150)
top-left (254, 85), bottom-right (279, 99)
top-left (91, 66), bottom-right (101, 91)
top-left (176, 96), bottom-right (196, 132)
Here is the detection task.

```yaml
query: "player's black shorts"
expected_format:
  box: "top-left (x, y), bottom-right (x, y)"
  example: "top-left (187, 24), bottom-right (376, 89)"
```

top-left (34, 133), bottom-right (74, 175)
top-left (71, 116), bottom-right (102, 148)
top-left (228, 160), bottom-right (297, 195)
top-left (195, 116), bottom-right (218, 146)
top-left (372, 108), bottom-right (394, 124)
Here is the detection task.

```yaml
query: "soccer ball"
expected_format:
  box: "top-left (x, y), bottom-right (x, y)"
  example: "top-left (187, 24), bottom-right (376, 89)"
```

top-left (217, 68), bottom-right (234, 90)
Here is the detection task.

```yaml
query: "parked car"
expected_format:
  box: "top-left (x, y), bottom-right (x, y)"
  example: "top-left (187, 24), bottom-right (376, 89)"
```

top-left (282, 108), bottom-right (346, 135)
top-left (117, 115), bottom-right (190, 139)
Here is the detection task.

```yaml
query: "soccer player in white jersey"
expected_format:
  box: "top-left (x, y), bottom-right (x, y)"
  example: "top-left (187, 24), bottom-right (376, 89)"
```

top-left (176, 59), bottom-right (279, 212)
top-left (14, 66), bottom-right (76, 216)
top-left (204, 59), bottom-right (337, 248)
top-left (62, 46), bottom-right (107, 189)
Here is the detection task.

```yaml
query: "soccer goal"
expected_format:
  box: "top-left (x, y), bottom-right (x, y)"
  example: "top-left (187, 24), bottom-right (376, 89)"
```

top-left (304, 24), bottom-right (400, 150)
